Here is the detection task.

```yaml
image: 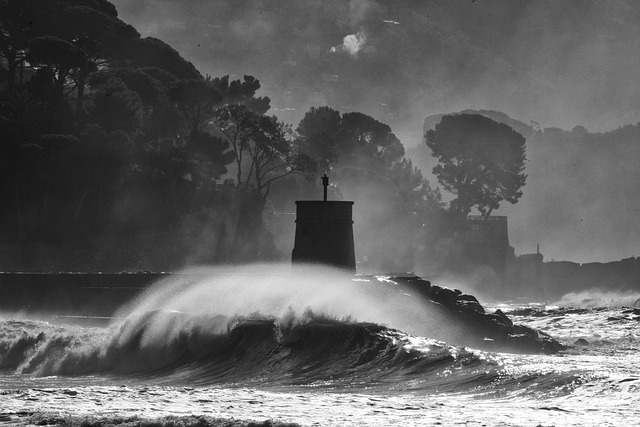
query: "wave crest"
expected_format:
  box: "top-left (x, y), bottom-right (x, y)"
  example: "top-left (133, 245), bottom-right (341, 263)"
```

top-left (0, 311), bottom-right (490, 390)
top-left (553, 290), bottom-right (640, 308)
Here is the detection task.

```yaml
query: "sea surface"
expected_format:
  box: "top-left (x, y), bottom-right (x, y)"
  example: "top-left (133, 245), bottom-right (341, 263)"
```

top-left (1, 265), bottom-right (639, 426)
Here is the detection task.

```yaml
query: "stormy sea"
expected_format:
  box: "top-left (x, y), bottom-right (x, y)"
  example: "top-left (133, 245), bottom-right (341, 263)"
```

top-left (1, 264), bottom-right (639, 426)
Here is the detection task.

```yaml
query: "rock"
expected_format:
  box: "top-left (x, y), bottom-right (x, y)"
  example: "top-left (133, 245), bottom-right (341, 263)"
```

top-left (403, 277), bottom-right (432, 299)
top-left (405, 277), bottom-right (431, 289)
top-left (387, 275), bottom-right (566, 354)
top-left (457, 294), bottom-right (479, 303)
top-left (490, 309), bottom-right (514, 327)
top-left (456, 299), bottom-right (485, 314)
top-left (429, 285), bottom-right (459, 307)
top-left (512, 324), bottom-right (539, 339)
top-left (455, 294), bottom-right (485, 313)
top-left (574, 338), bottom-right (590, 346)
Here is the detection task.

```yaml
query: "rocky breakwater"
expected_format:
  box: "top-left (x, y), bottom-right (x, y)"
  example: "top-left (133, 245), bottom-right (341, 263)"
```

top-left (385, 275), bottom-right (566, 354)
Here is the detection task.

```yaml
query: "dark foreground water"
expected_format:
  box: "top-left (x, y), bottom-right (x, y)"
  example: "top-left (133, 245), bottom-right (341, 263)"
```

top-left (1, 265), bottom-right (639, 426)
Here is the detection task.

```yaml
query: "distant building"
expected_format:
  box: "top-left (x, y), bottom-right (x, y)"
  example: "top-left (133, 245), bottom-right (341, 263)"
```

top-left (506, 247), bottom-right (544, 298)
top-left (425, 214), bottom-right (640, 299)
top-left (429, 215), bottom-right (515, 294)
top-left (463, 215), bottom-right (514, 275)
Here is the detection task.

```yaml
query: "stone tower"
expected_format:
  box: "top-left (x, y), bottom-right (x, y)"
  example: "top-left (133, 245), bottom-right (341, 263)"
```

top-left (291, 174), bottom-right (356, 272)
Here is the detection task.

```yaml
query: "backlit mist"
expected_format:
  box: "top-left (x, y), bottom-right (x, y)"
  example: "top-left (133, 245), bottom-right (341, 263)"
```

top-left (112, 0), bottom-right (640, 263)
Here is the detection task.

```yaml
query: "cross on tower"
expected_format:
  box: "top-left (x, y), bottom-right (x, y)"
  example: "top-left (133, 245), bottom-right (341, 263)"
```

top-left (322, 173), bottom-right (329, 201)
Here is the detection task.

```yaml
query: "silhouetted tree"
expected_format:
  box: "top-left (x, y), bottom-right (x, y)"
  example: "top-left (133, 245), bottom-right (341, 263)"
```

top-left (295, 106), bottom-right (341, 170)
top-left (1, 0), bottom-right (140, 112)
top-left (89, 67), bottom-right (181, 139)
top-left (51, 4), bottom-right (139, 113)
top-left (211, 104), bottom-right (255, 187)
top-left (27, 36), bottom-right (89, 97)
top-left (295, 107), bottom-right (404, 174)
top-left (209, 75), bottom-right (271, 114)
top-left (187, 129), bottom-right (234, 182)
top-left (0, 0), bottom-right (304, 268)
top-left (388, 157), bottom-right (443, 217)
top-left (425, 113), bottom-right (527, 217)
top-left (250, 115), bottom-right (314, 197)
top-left (124, 37), bottom-right (201, 80)
top-left (213, 104), bottom-right (313, 198)
top-left (88, 77), bottom-right (142, 134)
top-left (168, 78), bottom-right (222, 134)
top-left (0, 0), bottom-right (46, 91)
top-left (339, 112), bottom-right (405, 170)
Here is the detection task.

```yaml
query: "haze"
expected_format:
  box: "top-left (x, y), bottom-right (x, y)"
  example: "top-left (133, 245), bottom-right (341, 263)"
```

top-left (112, 0), bottom-right (640, 263)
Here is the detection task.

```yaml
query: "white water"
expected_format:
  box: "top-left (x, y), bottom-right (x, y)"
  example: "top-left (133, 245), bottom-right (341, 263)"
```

top-left (1, 268), bottom-right (639, 426)
top-left (113, 264), bottom-right (454, 339)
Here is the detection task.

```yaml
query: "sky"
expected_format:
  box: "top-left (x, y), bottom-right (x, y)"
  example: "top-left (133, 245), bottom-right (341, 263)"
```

top-left (111, 0), bottom-right (640, 263)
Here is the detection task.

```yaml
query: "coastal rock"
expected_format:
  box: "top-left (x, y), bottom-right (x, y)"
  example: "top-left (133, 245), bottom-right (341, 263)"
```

top-left (388, 275), bottom-right (566, 354)
top-left (456, 298), bottom-right (485, 314)
top-left (490, 309), bottom-right (514, 327)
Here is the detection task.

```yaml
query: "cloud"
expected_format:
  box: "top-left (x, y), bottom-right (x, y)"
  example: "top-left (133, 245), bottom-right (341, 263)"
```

top-left (332, 31), bottom-right (367, 56)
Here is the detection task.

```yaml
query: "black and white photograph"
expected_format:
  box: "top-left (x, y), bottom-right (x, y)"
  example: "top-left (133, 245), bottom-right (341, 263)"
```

top-left (1, 0), bottom-right (639, 425)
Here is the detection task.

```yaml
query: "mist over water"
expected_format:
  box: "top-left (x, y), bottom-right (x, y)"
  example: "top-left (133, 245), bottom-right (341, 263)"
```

top-left (3, 265), bottom-right (640, 425)
top-left (0, 264), bottom-right (491, 385)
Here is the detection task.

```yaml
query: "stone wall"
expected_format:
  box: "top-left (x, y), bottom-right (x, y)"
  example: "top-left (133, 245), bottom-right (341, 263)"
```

top-left (507, 256), bottom-right (640, 300)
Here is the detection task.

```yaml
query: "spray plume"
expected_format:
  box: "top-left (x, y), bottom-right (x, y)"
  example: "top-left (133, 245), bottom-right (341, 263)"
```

top-left (114, 263), bottom-right (441, 338)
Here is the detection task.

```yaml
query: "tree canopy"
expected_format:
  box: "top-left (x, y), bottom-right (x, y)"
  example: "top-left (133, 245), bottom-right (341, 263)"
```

top-left (212, 104), bottom-right (313, 198)
top-left (0, 0), bottom-right (292, 268)
top-left (0, 0), bottom-right (448, 272)
top-left (425, 113), bottom-right (527, 217)
top-left (294, 106), bottom-right (443, 216)
top-left (296, 106), bottom-right (405, 173)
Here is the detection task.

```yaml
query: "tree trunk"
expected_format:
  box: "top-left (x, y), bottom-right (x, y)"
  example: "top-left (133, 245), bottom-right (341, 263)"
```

top-left (236, 157), bottom-right (243, 187)
top-left (72, 183), bottom-right (92, 235)
top-left (6, 52), bottom-right (17, 92)
top-left (19, 54), bottom-right (24, 85)
top-left (75, 74), bottom-right (86, 115)
top-left (13, 175), bottom-right (23, 241)
top-left (56, 69), bottom-right (66, 98)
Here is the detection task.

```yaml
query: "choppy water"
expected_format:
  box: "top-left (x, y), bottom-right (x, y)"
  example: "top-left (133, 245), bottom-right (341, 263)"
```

top-left (1, 265), bottom-right (639, 426)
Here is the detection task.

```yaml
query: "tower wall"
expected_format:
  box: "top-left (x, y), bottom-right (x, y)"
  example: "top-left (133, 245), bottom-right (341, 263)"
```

top-left (292, 201), bottom-right (356, 272)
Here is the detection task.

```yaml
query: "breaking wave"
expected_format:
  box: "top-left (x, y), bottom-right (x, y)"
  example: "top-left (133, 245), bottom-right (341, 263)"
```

top-left (0, 265), bottom-right (587, 396)
top-left (553, 290), bottom-right (640, 308)
top-left (0, 312), bottom-right (496, 392)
